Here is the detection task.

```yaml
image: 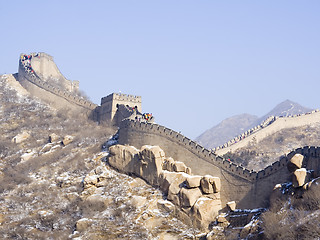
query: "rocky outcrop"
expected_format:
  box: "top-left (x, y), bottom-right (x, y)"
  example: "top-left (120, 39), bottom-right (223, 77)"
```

top-left (287, 153), bottom-right (304, 172)
top-left (292, 168), bottom-right (307, 187)
top-left (108, 144), bottom-right (224, 230)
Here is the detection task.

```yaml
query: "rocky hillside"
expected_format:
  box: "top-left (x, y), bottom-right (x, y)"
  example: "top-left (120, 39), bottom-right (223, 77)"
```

top-left (223, 122), bottom-right (320, 171)
top-left (0, 75), bottom-right (198, 239)
top-left (196, 100), bottom-right (313, 149)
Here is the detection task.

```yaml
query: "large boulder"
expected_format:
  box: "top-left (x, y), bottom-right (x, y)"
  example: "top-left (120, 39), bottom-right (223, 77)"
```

top-left (159, 171), bottom-right (180, 193)
top-left (201, 175), bottom-right (221, 194)
top-left (227, 201), bottom-right (236, 211)
top-left (292, 168), bottom-right (307, 187)
top-left (212, 177), bottom-right (221, 193)
top-left (167, 173), bottom-right (187, 206)
top-left (179, 187), bottom-right (202, 208)
top-left (108, 144), bottom-right (140, 174)
top-left (192, 197), bottom-right (222, 230)
top-left (287, 153), bottom-right (304, 172)
top-left (163, 157), bottom-right (175, 171)
top-left (173, 161), bottom-right (187, 172)
top-left (139, 145), bottom-right (165, 185)
top-left (200, 176), bottom-right (214, 193)
top-left (185, 175), bottom-right (202, 188)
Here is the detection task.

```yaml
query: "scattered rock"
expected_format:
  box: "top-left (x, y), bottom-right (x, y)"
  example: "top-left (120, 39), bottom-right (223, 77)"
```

top-left (227, 201), bottom-right (236, 211)
top-left (157, 199), bottom-right (175, 214)
top-left (292, 168), bottom-right (307, 187)
top-left (49, 133), bottom-right (59, 143)
top-left (85, 194), bottom-right (111, 210)
top-left (62, 135), bottom-right (74, 146)
top-left (287, 153), bottom-right (304, 172)
top-left (12, 131), bottom-right (30, 144)
top-left (130, 195), bottom-right (147, 209)
top-left (21, 150), bottom-right (36, 162)
top-left (212, 177), bottom-right (221, 193)
top-left (83, 174), bottom-right (98, 189)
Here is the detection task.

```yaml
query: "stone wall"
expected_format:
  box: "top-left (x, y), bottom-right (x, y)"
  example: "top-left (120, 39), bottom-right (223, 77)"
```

top-left (18, 53), bottom-right (97, 112)
top-left (118, 119), bottom-right (320, 208)
top-left (100, 93), bottom-right (142, 124)
top-left (215, 111), bottom-right (320, 155)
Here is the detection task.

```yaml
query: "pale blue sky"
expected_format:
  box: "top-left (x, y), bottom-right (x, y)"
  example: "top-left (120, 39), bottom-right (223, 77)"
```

top-left (1, 1), bottom-right (320, 139)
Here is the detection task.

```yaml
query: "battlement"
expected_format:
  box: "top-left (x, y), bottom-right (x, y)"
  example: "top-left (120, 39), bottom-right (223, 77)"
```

top-left (101, 93), bottom-right (141, 105)
top-left (215, 110), bottom-right (320, 155)
top-left (100, 93), bottom-right (142, 125)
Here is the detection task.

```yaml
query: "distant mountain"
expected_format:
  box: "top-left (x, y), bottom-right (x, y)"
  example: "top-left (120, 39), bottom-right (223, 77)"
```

top-left (196, 100), bottom-right (313, 149)
top-left (256, 99), bottom-right (312, 124)
top-left (195, 114), bottom-right (258, 149)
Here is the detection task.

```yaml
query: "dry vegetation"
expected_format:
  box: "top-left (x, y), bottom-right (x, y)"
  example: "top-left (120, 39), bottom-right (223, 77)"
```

top-left (262, 183), bottom-right (320, 240)
top-left (223, 124), bottom-right (320, 171)
top-left (0, 76), bottom-right (197, 239)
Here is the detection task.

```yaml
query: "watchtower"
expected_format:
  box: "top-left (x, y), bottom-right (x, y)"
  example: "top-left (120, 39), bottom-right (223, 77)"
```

top-left (100, 93), bottom-right (142, 124)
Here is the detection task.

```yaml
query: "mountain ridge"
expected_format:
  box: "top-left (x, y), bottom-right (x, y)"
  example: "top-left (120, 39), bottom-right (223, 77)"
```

top-left (196, 99), bottom-right (313, 149)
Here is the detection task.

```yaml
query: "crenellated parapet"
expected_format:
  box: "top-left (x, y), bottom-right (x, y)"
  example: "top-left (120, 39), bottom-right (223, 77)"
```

top-left (120, 119), bottom-right (317, 182)
top-left (119, 119), bottom-right (258, 182)
top-left (118, 118), bottom-right (320, 208)
top-left (215, 110), bottom-right (320, 155)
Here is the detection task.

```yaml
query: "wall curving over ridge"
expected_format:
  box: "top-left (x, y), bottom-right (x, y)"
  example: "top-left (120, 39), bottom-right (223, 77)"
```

top-left (118, 119), bottom-right (320, 208)
top-left (18, 53), bottom-right (97, 112)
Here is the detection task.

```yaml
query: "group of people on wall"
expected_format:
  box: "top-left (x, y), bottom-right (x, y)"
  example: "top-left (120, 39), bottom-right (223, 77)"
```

top-left (21, 54), bottom-right (40, 74)
top-left (134, 112), bottom-right (153, 123)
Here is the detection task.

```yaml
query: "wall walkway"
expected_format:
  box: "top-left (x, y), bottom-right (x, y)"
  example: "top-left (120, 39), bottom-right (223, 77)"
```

top-left (18, 53), bottom-right (97, 111)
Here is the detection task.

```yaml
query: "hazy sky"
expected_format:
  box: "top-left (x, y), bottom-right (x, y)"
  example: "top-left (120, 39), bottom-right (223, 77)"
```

top-left (1, 1), bottom-right (320, 139)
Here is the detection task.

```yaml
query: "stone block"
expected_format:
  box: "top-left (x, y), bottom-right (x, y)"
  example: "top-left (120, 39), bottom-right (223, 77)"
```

top-left (185, 175), bottom-right (202, 188)
top-left (212, 177), bottom-right (221, 193)
top-left (140, 145), bottom-right (165, 185)
top-left (49, 133), bottom-right (59, 143)
top-left (159, 171), bottom-right (186, 194)
top-left (163, 157), bottom-right (175, 171)
top-left (227, 201), bottom-right (236, 211)
top-left (287, 153), bottom-right (304, 172)
top-left (292, 168), bottom-right (307, 187)
top-left (108, 144), bottom-right (140, 174)
top-left (179, 187), bottom-right (202, 207)
top-left (173, 161), bottom-right (187, 172)
top-left (200, 175), bottom-right (214, 193)
top-left (192, 197), bottom-right (222, 230)
top-left (62, 135), bottom-right (74, 146)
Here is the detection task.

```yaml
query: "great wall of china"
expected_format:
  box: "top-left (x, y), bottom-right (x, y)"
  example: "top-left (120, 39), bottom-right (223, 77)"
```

top-left (18, 52), bottom-right (97, 112)
top-left (214, 110), bottom-right (320, 155)
top-left (11, 52), bottom-right (320, 210)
